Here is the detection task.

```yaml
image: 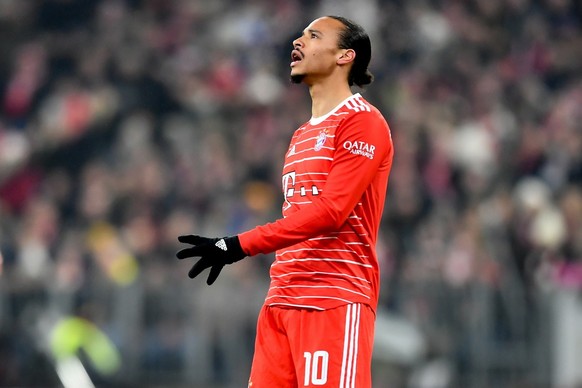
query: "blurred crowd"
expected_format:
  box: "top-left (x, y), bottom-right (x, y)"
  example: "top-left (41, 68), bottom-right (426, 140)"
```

top-left (0, 0), bottom-right (581, 387)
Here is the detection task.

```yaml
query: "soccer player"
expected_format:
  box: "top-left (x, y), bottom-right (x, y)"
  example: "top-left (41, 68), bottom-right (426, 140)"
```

top-left (177, 15), bottom-right (394, 387)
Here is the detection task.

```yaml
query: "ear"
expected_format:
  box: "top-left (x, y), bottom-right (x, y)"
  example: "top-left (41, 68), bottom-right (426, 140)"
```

top-left (337, 49), bottom-right (356, 66)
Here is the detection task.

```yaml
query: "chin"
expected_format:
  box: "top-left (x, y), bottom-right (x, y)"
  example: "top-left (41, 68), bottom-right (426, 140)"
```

top-left (290, 73), bottom-right (306, 84)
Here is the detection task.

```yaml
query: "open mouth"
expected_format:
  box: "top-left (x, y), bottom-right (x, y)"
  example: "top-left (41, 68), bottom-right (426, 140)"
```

top-left (290, 49), bottom-right (303, 66)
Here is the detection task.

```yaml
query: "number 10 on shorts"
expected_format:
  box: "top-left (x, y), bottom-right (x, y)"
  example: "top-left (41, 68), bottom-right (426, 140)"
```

top-left (303, 351), bottom-right (329, 386)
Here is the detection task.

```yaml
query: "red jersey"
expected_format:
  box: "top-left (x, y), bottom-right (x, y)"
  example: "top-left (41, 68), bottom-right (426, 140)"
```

top-left (239, 93), bottom-right (393, 312)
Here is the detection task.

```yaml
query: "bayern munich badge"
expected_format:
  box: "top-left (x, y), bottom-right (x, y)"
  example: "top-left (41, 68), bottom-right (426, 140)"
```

top-left (314, 129), bottom-right (328, 151)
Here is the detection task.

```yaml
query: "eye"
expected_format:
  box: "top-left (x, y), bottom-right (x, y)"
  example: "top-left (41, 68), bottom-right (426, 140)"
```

top-left (310, 33), bottom-right (318, 39)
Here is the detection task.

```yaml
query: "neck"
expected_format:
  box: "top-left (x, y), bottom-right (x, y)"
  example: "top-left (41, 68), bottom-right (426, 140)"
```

top-left (308, 79), bottom-right (354, 118)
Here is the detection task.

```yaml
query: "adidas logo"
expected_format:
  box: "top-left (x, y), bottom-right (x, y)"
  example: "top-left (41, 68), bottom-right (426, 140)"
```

top-left (215, 239), bottom-right (228, 251)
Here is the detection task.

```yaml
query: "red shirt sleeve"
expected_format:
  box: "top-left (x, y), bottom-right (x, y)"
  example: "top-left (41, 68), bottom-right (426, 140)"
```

top-left (238, 109), bottom-right (392, 256)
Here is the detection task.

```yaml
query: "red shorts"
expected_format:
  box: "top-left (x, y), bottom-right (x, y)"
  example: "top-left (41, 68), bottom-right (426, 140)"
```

top-left (248, 303), bottom-right (375, 388)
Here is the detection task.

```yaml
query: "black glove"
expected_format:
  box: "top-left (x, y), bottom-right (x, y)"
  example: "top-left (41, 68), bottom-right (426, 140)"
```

top-left (176, 235), bottom-right (246, 285)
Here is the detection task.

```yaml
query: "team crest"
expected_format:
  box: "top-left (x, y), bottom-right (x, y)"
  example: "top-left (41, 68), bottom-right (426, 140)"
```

top-left (314, 129), bottom-right (328, 151)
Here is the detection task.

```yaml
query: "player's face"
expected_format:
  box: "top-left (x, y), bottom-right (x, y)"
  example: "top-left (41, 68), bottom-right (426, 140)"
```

top-left (290, 17), bottom-right (345, 84)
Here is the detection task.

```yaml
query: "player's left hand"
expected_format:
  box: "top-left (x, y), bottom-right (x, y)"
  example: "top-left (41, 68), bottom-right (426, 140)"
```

top-left (176, 235), bottom-right (246, 285)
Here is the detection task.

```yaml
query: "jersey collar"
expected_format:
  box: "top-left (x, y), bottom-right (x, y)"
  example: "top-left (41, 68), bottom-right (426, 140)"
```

top-left (310, 93), bottom-right (361, 125)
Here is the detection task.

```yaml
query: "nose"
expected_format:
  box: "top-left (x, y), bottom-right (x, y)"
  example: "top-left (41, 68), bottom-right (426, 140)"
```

top-left (293, 36), bottom-right (304, 48)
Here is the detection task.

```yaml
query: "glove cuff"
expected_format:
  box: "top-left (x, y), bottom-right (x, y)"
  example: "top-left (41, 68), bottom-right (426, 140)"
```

top-left (223, 235), bottom-right (247, 263)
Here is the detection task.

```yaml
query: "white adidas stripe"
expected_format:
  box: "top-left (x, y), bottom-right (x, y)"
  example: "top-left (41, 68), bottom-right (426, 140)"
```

top-left (354, 95), bottom-right (372, 112)
top-left (340, 303), bottom-right (362, 388)
top-left (345, 99), bottom-right (362, 113)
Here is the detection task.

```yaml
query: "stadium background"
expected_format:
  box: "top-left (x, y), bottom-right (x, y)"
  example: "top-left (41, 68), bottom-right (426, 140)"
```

top-left (0, 0), bottom-right (581, 387)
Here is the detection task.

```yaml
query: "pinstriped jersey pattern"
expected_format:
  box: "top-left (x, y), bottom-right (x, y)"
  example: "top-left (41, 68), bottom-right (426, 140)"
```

top-left (265, 93), bottom-right (392, 311)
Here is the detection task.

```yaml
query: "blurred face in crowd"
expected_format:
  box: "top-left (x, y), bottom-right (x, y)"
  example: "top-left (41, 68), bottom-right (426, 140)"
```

top-left (290, 17), bottom-right (353, 86)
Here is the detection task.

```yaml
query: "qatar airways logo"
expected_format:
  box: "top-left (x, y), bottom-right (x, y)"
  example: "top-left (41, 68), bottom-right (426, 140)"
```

top-left (343, 140), bottom-right (375, 159)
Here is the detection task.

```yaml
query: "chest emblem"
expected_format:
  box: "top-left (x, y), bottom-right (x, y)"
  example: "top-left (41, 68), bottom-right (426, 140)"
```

top-left (314, 129), bottom-right (328, 151)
